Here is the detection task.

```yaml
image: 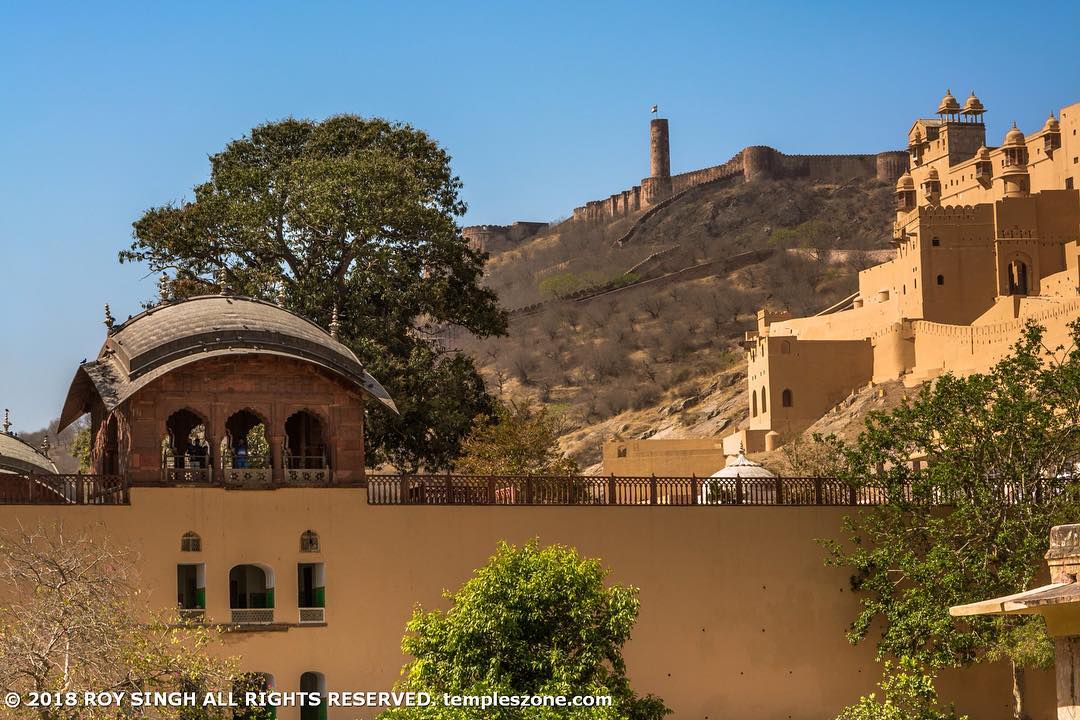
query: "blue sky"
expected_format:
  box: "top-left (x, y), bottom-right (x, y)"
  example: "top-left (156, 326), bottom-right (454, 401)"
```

top-left (2, 0), bottom-right (1078, 430)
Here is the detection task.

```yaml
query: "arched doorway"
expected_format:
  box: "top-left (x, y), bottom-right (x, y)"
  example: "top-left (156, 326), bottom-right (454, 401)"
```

top-left (300, 672), bottom-right (327, 720)
top-left (229, 564), bottom-right (274, 625)
top-left (222, 410), bottom-right (270, 485)
top-left (163, 408), bottom-right (210, 482)
top-left (285, 411), bottom-right (328, 482)
top-left (101, 415), bottom-right (120, 475)
top-left (1008, 259), bottom-right (1029, 296)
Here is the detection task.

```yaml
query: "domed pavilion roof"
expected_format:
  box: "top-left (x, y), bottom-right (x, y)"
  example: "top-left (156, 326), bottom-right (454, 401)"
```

top-left (709, 450), bottom-right (775, 479)
top-left (58, 295), bottom-right (396, 430)
top-left (1003, 123), bottom-right (1027, 147)
top-left (937, 90), bottom-right (961, 115)
top-left (0, 414), bottom-right (58, 475)
top-left (961, 92), bottom-right (985, 116)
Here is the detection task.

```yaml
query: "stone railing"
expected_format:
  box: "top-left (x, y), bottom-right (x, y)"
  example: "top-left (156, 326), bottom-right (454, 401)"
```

top-left (230, 608), bottom-right (274, 625)
top-left (366, 474), bottom-right (1072, 507)
top-left (0, 474), bottom-right (127, 505)
top-left (299, 607), bottom-right (326, 624)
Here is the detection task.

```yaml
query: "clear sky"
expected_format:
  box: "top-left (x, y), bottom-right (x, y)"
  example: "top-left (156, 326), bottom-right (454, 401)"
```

top-left (2, 0), bottom-right (1078, 431)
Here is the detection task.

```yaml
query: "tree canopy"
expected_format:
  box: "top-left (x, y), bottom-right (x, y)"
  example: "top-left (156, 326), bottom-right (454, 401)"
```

top-left (822, 322), bottom-right (1080, 719)
top-left (121, 115), bottom-right (507, 470)
top-left (382, 540), bottom-right (669, 720)
top-left (454, 401), bottom-right (579, 476)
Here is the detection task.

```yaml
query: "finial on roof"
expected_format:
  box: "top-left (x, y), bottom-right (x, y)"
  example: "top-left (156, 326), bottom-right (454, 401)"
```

top-left (103, 303), bottom-right (115, 332)
top-left (1, 409), bottom-right (10, 435)
top-left (216, 266), bottom-right (229, 295)
top-left (276, 280), bottom-right (287, 306)
top-left (158, 272), bottom-right (170, 303)
top-left (40, 435), bottom-right (50, 458)
top-left (329, 305), bottom-right (340, 339)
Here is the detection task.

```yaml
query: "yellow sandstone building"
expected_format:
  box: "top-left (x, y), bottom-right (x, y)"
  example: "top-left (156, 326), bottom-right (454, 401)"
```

top-left (725, 92), bottom-right (1080, 454)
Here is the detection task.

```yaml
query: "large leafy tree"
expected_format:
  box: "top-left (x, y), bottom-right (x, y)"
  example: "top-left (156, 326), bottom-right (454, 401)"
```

top-left (121, 116), bottom-right (507, 470)
top-left (821, 323), bottom-right (1080, 720)
top-left (382, 540), bottom-right (669, 720)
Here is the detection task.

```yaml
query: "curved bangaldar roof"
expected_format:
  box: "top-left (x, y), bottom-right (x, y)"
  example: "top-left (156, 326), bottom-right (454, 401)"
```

top-left (58, 295), bottom-right (396, 430)
top-left (0, 432), bottom-right (58, 475)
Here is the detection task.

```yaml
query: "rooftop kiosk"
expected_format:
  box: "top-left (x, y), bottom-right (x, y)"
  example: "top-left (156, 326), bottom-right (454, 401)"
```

top-left (951, 524), bottom-right (1080, 719)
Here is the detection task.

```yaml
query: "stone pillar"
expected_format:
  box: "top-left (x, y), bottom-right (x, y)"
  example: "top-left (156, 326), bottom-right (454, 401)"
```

top-left (650, 118), bottom-right (670, 179)
top-left (270, 435), bottom-right (284, 482)
top-left (1048, 525), bottom-right (1080, 719)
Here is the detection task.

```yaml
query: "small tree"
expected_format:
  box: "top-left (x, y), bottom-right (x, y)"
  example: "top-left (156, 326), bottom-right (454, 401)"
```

top-left (836, 657), bottom-right (966, 720)
top-left (0, 523), bottom-right (237, 719)
top-left (381, 540), bottom-right (669, 720)
top-left (455, 401), bottom-right (578, 476)
top-left (822, 322), bottom-right (1080, 720)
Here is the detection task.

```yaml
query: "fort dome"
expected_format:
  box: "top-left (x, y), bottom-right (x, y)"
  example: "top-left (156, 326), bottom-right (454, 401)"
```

top-left (1044, 112), bottom-right (1061, 132)
top-left (927, 167), bottom-right (940, 180)
top-left (962, 91), bottom-right (985, 116)
top-left (937, 89), bottom-right (961, 115)
top-left (58, 295), bottom-right (396, 430)
top-left (896, 172), bottom-right (915, 190)
top-left (1003, 123), bottom-right (1026, 146)
top-left (975, 144), bottom-right (991, 160)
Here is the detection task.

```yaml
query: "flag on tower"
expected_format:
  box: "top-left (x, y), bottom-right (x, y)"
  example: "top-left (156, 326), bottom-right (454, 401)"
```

top-left (651, 105), bottom-right (658, 114)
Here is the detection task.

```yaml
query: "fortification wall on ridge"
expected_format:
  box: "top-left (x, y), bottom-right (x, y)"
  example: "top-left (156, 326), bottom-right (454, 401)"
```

top-left (573, 146), bottom-right (907, 224)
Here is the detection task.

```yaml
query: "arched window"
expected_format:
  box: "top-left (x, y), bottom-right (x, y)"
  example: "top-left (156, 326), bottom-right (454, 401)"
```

top-left (101, 414), bottom-right (120, 475)
top-left (286, 411), bottom-right (330, 482)
top-left (163, 408), bottom-right (209, 480)
top-left (181, 531), bottom-right (202, 552)
top-left (936, 275), bottom-right (945, 285)
top-left (223, 409), bottom-right (269, 471)
top-left (760, 386), bottom-right (767, 413)
top-left (300, 672), bottom-right (327, 720)
top-left (300, 530), bottom-right (320, 553)
top-left (780, 340), bottom-right (791, 355)
top-left (751, 391), bottom-right (758, 417)
top-left (229, 564), bottom-right (275, 625)
top-left (1007, 260), bottom-right (1029, 295)
top-left (782, 389), bottom-right (793, 408)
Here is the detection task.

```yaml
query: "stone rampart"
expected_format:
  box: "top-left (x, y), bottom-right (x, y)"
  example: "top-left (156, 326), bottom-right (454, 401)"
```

top-left (573, 146), bottom-right (907, 224)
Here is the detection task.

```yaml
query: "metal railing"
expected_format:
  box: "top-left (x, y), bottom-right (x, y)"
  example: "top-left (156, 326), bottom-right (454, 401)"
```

top-left (299, 607), bottom-right (325, 624)
top-left (230, 608), bottom-right (274, 625)
top-left (0, 474), bottom-right (127, 505)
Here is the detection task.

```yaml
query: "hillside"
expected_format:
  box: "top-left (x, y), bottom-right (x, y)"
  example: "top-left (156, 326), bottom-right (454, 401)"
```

top-left (459, 176), bottom-right (897, 469)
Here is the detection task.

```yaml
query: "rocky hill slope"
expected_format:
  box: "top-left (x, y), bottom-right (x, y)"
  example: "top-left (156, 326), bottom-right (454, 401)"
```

top-left (459, 176), bottom-right (898, 469)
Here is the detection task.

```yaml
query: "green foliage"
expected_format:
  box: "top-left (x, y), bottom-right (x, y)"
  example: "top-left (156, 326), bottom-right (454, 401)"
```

top-left (121, 115), bottom-right (507, 471)
top-left (537, 272), bottom-right (640, 299)
top-left (768, 218), bottom-right (836, 249)
top-left (821, 322), bottom-right (1080, 708)
top-left (455, 401), bottom-right (578, 475)
top-left (836, 658), bottom-right (966, 720)
top-left (70, 425), bottom-right (92, 472)
top-left (381, 540), bottom-right (669, 720)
